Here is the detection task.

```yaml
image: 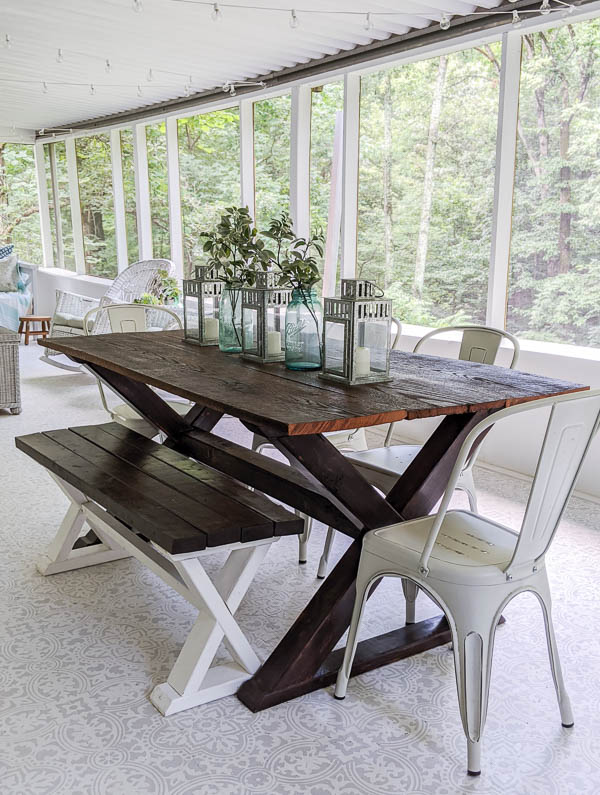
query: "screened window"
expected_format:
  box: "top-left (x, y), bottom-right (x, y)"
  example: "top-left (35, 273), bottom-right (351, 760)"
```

top-left (146, 121), bottom-right (170, 259)
top-left (358, 45), bottom-right (500, 326)
top-left (508, 20), bottom-right (600, 348)
top-left (44, 141), bottom-right (75, 270)
top-left (254, 95), bottom-right (291, 230)
top-left (178, 108), bottom-right (241, 277)
top-left (0, 143), bottom-right (42, 264)
top-left (120, 128), bottom-right (138, 266)
top-left (76, 134), bottom-right (117, 278)
top-left (310, 81), bottom-right (344, 276)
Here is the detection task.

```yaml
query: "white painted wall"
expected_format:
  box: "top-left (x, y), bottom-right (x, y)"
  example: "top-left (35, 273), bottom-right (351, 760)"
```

top-left (36, 268), bottom-right (111, 316)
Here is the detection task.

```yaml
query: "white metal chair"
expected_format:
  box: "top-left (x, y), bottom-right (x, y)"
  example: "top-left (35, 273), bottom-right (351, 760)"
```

top-left (251, 317), bottom-right (403, 566)
top-left (84, 302), bottom-right (190, 439)
top-left (317, 325), bottom-right (520, 580)
top-left (41, 258), bottom-right (175, 371)
top-left (334, 388), bottom-right (600, 776)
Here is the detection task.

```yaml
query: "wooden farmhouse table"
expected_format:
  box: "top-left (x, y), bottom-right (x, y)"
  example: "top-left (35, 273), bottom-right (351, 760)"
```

top-left (39, 330), bottom-right (587, 712)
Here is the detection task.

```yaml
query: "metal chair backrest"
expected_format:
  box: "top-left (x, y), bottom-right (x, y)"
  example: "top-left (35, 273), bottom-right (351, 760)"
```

top-left (384, 324), bottom-right (520, 448)
top-left (418, 389), bottom-right (600, 577)
top-left (83, 303), bottom-right (182, 417)
top-left (413, 325), bottom-right (520, 368)
top-left (84, 303), bottom-right (182, 336)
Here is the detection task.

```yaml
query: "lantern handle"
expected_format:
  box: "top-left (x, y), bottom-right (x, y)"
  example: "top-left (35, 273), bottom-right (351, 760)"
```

top-left (366, 280), bottom-right (385, 298)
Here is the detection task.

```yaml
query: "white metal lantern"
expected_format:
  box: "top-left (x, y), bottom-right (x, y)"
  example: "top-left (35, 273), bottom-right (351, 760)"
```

top-left (183, 265), bottom-right (223, 345)
top-left (241, 271), bottom-right (291, 363)
top-left (320, 279), bottom-right (393, 385)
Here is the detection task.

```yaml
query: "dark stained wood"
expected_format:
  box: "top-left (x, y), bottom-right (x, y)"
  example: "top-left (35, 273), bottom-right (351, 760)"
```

top-left (173, 428), bottom-right (364, 537)
top-left (386, 410), bottom-right (495, 519)
top-left (93, 422), bottom-right (300, 539)
top-left (40, 330), bottom-right (587, 436)
top-left (184, 404), bottom-right (224, 431)
top-left (36, 331), bottom-right (589, 711)
top-left (244, 615), bottom-right (453, 711)
top-left (259, 428), bottom-right (401, 531)
top-left (16, 424), bottom-right (303, 554)
top-left (237, 412), bottom-right (493, 711)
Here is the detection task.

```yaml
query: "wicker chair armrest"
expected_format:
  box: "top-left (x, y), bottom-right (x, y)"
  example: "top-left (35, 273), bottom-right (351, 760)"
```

top-left (54, 290), bottom-right (101, 319)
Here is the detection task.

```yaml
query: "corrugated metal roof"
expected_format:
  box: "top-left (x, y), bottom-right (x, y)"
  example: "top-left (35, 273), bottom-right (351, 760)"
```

top-left (2, 0), bottom-right (505, 131)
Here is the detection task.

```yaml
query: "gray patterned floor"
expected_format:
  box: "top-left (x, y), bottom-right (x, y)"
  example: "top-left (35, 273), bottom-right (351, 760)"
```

top-left (1, 344), bottom-right (600, 794)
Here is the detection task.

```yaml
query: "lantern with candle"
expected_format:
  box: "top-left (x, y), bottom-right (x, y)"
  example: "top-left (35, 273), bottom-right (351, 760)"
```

top-left (320, 279), bottom-right (393, 385)
top-left (182, 264), bottom-right (223, 345)
top-left (241, 271), bottom-right (291, 363)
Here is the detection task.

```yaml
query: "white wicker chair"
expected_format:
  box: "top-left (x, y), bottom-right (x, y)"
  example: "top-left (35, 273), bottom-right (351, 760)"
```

top-left (41, 259), bottom-right (175, 371)
top-left (84, 302), bottom-right (190, 439)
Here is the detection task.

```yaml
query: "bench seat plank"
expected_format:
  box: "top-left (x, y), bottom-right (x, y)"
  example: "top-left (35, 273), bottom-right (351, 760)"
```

top-left (16, 425), bottom-right (303, 554)
top-left (75, 423), bottom-right (300, 540)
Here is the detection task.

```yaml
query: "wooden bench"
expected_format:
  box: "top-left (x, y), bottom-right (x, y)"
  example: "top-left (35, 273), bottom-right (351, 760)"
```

top-left (16, 422), bottom-right (303, 715)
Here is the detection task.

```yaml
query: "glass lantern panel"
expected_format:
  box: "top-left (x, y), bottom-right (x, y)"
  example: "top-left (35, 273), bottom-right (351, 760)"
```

top-left (184, 293), bottom-right (200, 341)
top-left (357, 318), bottom-right (389, 373)
top-left (243, 307), bottom-right (259, 355)
top-left (266, 307), bottom-right (283, 355)
top-left (202, 295), bottom-right (219, 341)
top-left (324, 320), bottom-right (347, 376)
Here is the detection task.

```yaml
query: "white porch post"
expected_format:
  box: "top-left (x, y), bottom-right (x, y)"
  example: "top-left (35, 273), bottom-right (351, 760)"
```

top-left (239, 99), bottom-right (256, 220)
top-left (322, 110), bottom-right (344, 297)
top-left (487, 32), bottom-right (522, 328)
top-left (290, 85), bottom-right (312, 239)
top-left (65, 137), bottom-right (86, 275)
top-left (133, 122), bottom-right (153, 260)
top-left (33, 141), bottom-right (54, 268)
top-left (341, 73), bottom-right (361, 279)
top-left (166, 116), bottom-right (184, 279)
top-left (110, 129), bottom-right (129, 273)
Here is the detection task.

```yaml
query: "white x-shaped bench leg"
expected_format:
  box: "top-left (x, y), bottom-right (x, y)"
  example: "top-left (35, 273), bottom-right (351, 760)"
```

top-left (150, 544), bottom-right (270, 716)
top-left (36, 474), bottom-right (272, 716)
top-left (36, 475), bottom-right (131, 575)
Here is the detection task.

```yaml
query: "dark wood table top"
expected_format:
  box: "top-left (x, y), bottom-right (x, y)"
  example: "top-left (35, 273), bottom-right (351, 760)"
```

top-left (40, 330), bottom-right (587, 436)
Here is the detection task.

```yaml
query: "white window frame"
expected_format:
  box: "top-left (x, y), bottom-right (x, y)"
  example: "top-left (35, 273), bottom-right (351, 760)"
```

top-left (28, 1), bottom-right (600, 357)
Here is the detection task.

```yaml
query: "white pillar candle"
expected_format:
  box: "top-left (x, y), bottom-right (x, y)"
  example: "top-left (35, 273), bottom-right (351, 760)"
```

top-left (267, 330), bottom-right (282, 355)
top-left (204, 317), bottom-right (219, 339)
top-left (354, 346), bottom-right (371, 377)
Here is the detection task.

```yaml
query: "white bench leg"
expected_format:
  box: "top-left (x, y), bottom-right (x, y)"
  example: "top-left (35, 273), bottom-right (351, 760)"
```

top-left (150, 544), bottom-right (270, 716)
top-left (37, 475), bottom-right (130, 575)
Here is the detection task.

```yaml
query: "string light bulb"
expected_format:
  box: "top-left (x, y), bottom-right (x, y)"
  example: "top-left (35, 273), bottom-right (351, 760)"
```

top-left (440, 14), bottom-right (450, 30)
top-left (104, 58), bottom-right (112, 73)
top-left (540, 0), bottom-right (552, 14)
top-left (89, 83), bottom-right (96, 95)
top-left (4, 34), bottom-right (12, 49)
top-left (211, 3), bottom-right (222, 21)
top-left (512, 9), bottom-right (522, 26)
top-left (290, 9), bottom-right (299, 28)
top-left (137, 84), bottom-right (143, 96)
top-left (56, 48), bottom-right (64, 63)
top-left (147, 68), bottom-right (154, 82)
top-left (42, 81), bottom-right (48, 94)
top-left (133, 0), bottom-right (142, 11)
top-left (364, 12), bottom-right (373, 31)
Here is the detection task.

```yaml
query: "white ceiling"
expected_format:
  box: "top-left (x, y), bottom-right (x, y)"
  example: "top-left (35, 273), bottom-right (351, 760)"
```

top-left (1, 0), bottom-right (504, 132)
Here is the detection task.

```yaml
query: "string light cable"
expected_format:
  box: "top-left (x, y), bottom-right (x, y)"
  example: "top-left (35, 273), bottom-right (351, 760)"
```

top-left (170, 0), bottom-right (578, 26)
top-left (0, 0), bottom-right (579, 102)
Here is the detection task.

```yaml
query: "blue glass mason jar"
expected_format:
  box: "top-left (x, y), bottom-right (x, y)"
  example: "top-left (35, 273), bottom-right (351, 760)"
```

top-left (219, 286), bottom-right (243, 354)
top-left (284, 287), bottom-right (323, 370)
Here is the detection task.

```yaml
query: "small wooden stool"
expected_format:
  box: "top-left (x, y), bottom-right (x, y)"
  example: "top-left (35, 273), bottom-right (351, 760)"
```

top-left (18, 315), bottom-right (51, 345)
